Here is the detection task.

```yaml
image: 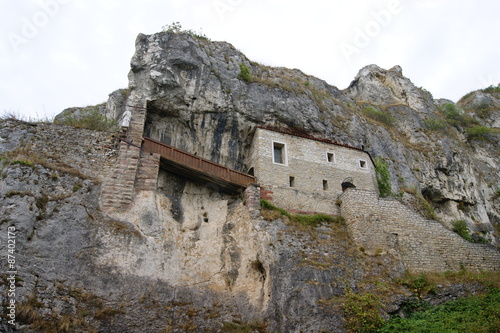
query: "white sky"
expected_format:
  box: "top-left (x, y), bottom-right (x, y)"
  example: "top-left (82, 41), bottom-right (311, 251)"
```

top-left (1, 0), bottom-right (499, 119)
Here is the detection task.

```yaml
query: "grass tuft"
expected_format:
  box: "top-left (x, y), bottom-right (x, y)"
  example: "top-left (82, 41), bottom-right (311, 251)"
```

top-left (260, 199), bottom-right (344, 227)
top-left (362, 106), bottom-right (396, 126)
top-left (237, 63), bottom-right (253, 83)
top-left (54, 104), bottom-right (117, 131)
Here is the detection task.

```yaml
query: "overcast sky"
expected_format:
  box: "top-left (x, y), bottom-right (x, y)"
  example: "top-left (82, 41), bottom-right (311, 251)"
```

top-left (2, 0), bottom-right (499, 120)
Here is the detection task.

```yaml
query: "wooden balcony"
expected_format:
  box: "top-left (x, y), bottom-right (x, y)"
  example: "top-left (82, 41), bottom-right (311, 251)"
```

top-left (142, 137), bottom-right (256, 192)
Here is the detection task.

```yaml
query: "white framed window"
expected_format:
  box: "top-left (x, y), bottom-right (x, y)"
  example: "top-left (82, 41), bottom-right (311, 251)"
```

top-left (272, 141), bottom-right (287, 165)
top-left (326, 152), bottom-right (335, 163)
top-left (359, 159), bottom-right (367, 169)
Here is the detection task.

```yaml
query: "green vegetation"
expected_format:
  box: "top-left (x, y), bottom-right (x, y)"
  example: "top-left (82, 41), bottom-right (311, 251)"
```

top-left (423, 116), bottom-right (446, 131)
top-left (4, 144), bottom-right (89, 179)
top-left (437, 103), bottom-right (478, 128)
top-left (375, 157), bottom-right (392, 197)
top-left (336, 269), bottom-right (500, 333)
top-left (237, 63), bottom-right (253, 83)
top-left (362, 106), bottom-right (396, 126)
top-left (54, 104), bottom-right (117, 131)
top-left (466, 125), bottom-right (495, 141)
top-left (378, 288), bottom-right (500, 333)
top-left (401, 273), bottom-right (436, 297)
top-left (162, 21), bottom-right (210, 40)
top-left (342, 291), bottom-right (385, 333)
top-left (471, 102), bottom-right (493, 119)
top-left (222, 320), bottom-right (267, 333)
top-left (418, 86), bottom-right (434, 100)
top-left (493, 189), bottom-right (500, 201)
top-left (451, 220), bottom-right (488, 244)
top-left (425, 103), bottom-right (497, 142)
top-left (418, 194), bottom-right (437, 220)
top-left (1, 111), bottom-right (54, 123)
top-left (11, 160), bottom-right (34, 167)
top-left (260, 199), bottom-right (344, 227)
top-left (452, 220), bottom-right (473, 242)
top-left (260, 199), bottom-right (290, 218)
top-left (482, 84), bottom-right (500, 94)
top-left (294, 213), bottom-right (344, 227)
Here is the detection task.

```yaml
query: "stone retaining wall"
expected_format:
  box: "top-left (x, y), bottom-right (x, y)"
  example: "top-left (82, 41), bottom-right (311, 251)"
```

top-left (340, 189), bottom-right (500, 272)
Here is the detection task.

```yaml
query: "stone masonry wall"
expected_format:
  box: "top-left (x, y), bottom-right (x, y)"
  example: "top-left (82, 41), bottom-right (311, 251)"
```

top-left (135, 150), bottom-right (160, 191)
top-left (244, 183), bottom-right (261, 217)
top-left (101, 97), bottom-right (160, 213)
top-left (251, 128), bottom-right (377, 215)
top-left (340, 189), bottom-right (500, 272)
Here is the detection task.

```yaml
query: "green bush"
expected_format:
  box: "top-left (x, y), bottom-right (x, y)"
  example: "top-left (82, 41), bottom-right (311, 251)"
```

top-left (342, 291), bottom-right (385, 333)
top-left (401, 273), bottom-right (435, 297)
top-left (375, 157), bottom-right (392, 197)
top-left (439, 103), bottom-right (462, 122)
top-left (378, 288), bottom-right (500, 333)
top-left (471, 102), bottom-right (492, 119)
top-left (438, 103), bottom-right (478, 128)
top-left (452, 220), bottom-right (473, 242)
top-left (238, 63), bottom-right (253, 83)
top-left (55, 107), bottom-right (117, 131)
top-left (466, 125), bottom-right (495, 141)
top-left (482, 84), bottom-right (500, 94)
top-left (423, 116), bottom-right (446, 131)
top-left (362, 106), bottom-right (396, 126)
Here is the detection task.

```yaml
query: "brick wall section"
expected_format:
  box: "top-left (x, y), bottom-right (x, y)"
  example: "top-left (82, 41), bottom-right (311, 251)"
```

top-left (244, 183), bottom-right (261, 217)
top-left (135, 150), bottom-right (160, 191)
top-left (340, 189), bottom-right (500, 272)
top-left (101, 142), bottom-right (141, 211)
top-left (260, 187), bottom-right (274, 201)
top-left (101, 98), bottom-right (161, 212)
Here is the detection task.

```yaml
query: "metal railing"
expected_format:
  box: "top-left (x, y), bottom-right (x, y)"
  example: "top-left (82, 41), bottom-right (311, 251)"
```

top-left (143, 137), bottom-right (256, 189)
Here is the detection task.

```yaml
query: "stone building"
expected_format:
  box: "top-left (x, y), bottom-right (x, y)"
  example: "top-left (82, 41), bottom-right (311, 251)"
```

top-left (248, 127), bottom-right (377, 215)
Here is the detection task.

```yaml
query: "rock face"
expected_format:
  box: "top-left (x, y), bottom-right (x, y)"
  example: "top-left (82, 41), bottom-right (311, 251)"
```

top-left (1, 120), bottom-right (400, 333)
top-left (116, 31), bottom-right (499, 244)
top-left (1, 30), bottom-right (499, 332)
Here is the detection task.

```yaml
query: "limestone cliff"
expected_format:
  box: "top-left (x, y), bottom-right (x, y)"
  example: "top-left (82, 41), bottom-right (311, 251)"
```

top-left (118, 31), bottom-right (499, 244)
top-left (1, 30), bottom-right (499, 333)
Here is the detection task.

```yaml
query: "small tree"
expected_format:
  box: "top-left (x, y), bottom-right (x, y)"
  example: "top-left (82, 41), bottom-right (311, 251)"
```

top-left (375, 157), bottom-right (392, 197)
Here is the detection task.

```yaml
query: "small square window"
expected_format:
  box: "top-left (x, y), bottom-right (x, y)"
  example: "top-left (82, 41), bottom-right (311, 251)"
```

top-left (289, 176), bottom-right (295, 187)
top-left (327, 152), bottom-right (335, 163)
top-left (323, 180), bottom-right (329, 191)
top-left (359, 160), bottom-right (367, 169)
